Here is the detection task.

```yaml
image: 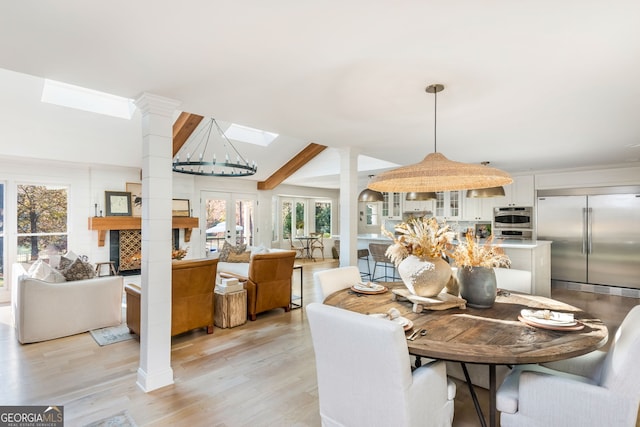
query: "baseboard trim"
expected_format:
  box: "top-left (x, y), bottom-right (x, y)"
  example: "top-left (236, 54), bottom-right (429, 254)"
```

top-left (552, 280), bottom-right (640, 299)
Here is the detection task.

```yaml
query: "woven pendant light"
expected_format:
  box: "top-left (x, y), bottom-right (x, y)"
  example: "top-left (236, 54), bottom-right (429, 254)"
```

top-left (368, 84), bottom-right (512, 193)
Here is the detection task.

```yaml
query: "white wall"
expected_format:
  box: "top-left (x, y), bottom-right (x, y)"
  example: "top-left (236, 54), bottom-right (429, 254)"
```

top-left (534, 164), bottom-right (640, 189)
top-left (0, 154), bottom-right (340, 297)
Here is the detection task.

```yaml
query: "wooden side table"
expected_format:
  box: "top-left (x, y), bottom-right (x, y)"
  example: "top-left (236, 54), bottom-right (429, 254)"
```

top-left (95, 261), bottom-right (118, 276)
top-left (214, 289), bottom-right (247, 328)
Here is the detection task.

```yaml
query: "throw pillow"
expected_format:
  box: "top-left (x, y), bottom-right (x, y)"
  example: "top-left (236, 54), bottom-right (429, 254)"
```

top-left (250, 244), bottom-right (270, 258)
top-left (226, 251), bottom-right (251, 263)
top-left (62, 258), bottom-right (96, 281)
top-left (48, 254), bottom-right (61, 269)
top-left (219, 241), bottom-right (248, 262)
top-left (58, 256), bottom-right (74, 271)
top-left (63, 250), bottom-right (78, 262)
top-left (27, 260), bottom-right (66, 283)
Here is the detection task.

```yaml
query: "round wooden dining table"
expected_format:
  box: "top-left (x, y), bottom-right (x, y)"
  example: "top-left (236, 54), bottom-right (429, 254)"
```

top-left (323, 283), bottom-right (609, 427)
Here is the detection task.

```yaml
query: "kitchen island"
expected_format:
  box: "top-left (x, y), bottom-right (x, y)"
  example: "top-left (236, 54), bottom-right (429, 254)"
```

top-left (357, 234), bottom-right (552, 297)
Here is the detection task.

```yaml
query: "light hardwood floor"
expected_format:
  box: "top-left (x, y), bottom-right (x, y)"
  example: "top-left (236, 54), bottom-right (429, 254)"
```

top-left (0, 259), bottom-right (637, 426)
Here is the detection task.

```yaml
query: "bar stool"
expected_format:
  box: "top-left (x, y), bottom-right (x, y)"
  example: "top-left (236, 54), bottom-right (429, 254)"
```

top-left (368, 243), bottom-right (397, 282)
top-left (357, 248), bottom-right (371, 280)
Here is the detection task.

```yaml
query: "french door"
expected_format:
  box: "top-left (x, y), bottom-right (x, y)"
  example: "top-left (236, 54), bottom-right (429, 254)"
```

top-left (201, 191), bottom-right (256, 254)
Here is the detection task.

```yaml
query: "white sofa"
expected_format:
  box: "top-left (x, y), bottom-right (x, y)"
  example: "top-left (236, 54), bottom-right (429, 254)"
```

top-left (12, 263), bottom-right (123, 344)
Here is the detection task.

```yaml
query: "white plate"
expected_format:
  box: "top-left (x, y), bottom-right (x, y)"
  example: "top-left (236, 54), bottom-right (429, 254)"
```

top-left (393, 316), bottom-right (410, 328)
top-left (521, 309), bottom-right (577, 326)
top-left (354, 282), bottom-right (385, 292)
top-left (369, 314), bottom-right (412, 330)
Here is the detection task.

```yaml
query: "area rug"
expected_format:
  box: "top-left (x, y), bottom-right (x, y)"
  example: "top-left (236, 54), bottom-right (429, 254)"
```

top-left (90, 324), bottom-right (135, 346)
top-left (83, 410), bottom-right (137, 427)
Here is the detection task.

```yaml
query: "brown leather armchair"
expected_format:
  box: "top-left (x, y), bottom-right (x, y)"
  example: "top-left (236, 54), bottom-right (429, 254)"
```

top-left (125, 258), bottom-right (219, 336)
top-left (221, 251), bottom-right (296, 321)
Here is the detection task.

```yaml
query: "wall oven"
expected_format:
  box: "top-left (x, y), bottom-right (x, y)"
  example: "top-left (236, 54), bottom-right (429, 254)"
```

top-left (493, 207), bottom-right (533, 229)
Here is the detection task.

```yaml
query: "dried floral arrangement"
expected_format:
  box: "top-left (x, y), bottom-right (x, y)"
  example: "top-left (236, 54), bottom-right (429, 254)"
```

top-left (382, 216), bottom-right (454, 266)
top-left (172, 247), bottom-right (188, 260)
top-left (448, 231), bottom-right (511, 269)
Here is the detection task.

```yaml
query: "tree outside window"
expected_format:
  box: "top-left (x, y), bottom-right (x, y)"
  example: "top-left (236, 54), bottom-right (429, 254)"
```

top-left (17, 184), bottom-right (68, 261)
top-left (282, 201), bottom-right (292, 238)
top-left (315, 201), bottom-right (331, 237)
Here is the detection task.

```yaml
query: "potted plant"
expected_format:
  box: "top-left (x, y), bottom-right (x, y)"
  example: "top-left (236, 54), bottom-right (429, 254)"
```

top-left (382, 216), bottom-right (455, 297)
top-left (448, 231), bottom-right (511, 308)
top-left (172, 247), bottom-right (188, 261)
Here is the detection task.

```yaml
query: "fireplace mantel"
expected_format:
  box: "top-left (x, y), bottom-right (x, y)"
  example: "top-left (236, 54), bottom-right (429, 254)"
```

top-left (88, 217), bottom-right (199, 247)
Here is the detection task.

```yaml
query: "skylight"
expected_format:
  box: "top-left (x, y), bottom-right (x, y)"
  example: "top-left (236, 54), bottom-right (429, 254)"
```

top-left (41, 79), bottom-right (135, 119)
top-left (224, 123), bottom-right (278, 147)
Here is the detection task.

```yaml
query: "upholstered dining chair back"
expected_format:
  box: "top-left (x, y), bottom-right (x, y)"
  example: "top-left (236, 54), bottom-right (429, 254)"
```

top-left (246, 250), bottom-right (297, 321)
top-left (307, 302), bottom-right (455, 427)
top-left (599, 304), bottom-right (640, 392)
top-left (313, 266), bottom-right (361, 300)
top-left (497, 304), bottom-right (640, 427)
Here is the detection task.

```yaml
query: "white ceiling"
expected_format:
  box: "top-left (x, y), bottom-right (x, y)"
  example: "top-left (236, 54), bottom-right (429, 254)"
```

top-left (1, 1), bottom-right (639, 189)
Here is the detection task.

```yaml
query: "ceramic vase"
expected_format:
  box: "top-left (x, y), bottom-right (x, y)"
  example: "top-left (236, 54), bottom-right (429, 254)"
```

top-left (398, 255), bottom-right (452, 297)
top-left (457, 266), bottom-right (497, 308)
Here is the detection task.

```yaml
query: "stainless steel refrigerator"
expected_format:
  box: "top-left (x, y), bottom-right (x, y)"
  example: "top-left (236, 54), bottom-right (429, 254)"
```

top-left (537, 187), bottom-right (640, 289)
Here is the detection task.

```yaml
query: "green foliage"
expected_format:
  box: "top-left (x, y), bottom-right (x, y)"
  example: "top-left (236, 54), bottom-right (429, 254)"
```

top-left (315, 202), bottom-right (331, 236)
top-left (17, 185), bottom-right (68, 260)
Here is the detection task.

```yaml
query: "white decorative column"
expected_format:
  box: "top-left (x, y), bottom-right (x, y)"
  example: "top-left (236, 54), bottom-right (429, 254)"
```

top-left (134, 93), bottom-right (181, 392)
top-left (338, 147), bottom-right (359, 267)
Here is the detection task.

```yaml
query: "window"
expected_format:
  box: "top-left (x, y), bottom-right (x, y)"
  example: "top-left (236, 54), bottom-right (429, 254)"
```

top-left (315, 201), bottom-right (332, 236)
top-left (295, 202), bottom-right (305, 233)
top-left (365, 202), bottom-right (379, 226)
top-left (282, 201), bottom-right (292, 238)
top-left (16, 184), bottom-right (68, 262)
top-left (280, 197), bottom-right (332, 241)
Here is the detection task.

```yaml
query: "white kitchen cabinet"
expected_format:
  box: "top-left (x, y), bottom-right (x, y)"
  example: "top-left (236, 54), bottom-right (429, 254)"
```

top-left (502, 242), bottom-right (551, 297)
top-left (462, 197), bottom-right (495, 221)
top-left (382, 192), bottom-right (402, 219)
top-left (496, 175), bottom-right (535, 207)
top-left (435, 191), bottom-right (461, 221)
top-left (403, 199), bottom-right (434, 216)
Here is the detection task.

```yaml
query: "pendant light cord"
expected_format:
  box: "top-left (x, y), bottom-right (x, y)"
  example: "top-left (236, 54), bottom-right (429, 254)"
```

top-left (434, 89), bottom-right (438, 153)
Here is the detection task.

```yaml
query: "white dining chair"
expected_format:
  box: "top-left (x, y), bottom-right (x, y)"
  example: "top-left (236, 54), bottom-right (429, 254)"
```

top-left (496, 304), bottom-right (640, 427)
top-left (313, 266), bottom-right (361, 301)
top-left (307, 302), bottom-right (456, 427)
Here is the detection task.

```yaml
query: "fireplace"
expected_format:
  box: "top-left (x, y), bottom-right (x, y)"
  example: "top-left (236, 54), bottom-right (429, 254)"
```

top-left (109, 229), bottom-right (180, 276)
top-left (110, 230), bottom-right (141, 276)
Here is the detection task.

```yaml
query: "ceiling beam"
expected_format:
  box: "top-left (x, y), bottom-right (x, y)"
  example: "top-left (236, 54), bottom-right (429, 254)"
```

top-left (172, 112), bottom-right (204, 156)
top-left (257, 143), bottom-right (327, 190)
